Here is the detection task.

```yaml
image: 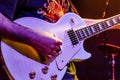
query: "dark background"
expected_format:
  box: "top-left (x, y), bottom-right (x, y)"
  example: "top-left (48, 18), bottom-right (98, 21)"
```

top-left (71, 0), bottom-right (120, 19)
top-left (71, 0), bottom-right (120, 80)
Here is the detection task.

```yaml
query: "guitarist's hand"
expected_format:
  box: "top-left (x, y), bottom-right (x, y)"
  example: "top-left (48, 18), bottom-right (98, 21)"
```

top-left (29, 31), bottom-right (62, 62)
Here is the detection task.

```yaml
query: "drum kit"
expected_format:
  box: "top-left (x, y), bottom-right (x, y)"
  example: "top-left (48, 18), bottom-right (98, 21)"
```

top-left (98, 43), bottom-right (120, 80)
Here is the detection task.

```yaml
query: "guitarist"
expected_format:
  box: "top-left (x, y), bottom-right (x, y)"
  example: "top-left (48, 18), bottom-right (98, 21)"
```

top-left (0, 0), bottom-right (83, 80)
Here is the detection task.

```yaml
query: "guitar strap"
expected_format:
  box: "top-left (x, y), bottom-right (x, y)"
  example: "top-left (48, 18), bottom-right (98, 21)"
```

top-left (68, 0), bottom-right (80, 16)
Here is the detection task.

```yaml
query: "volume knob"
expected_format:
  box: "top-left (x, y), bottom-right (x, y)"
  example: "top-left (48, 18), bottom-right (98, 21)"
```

top-left (29, 71), bottom-right (36, 79)
top-left (42, 66), bottom-right (49, 74)
top-left (51, 73), bottom-right (57, 80)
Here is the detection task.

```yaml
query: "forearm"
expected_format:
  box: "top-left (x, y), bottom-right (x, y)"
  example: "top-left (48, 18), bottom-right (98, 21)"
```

top-left (0, 13), bottom-right (37, 45)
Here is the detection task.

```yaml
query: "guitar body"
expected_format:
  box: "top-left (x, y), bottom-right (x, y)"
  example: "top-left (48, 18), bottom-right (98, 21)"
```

top-left (1, 13), bottom-right (91, 80)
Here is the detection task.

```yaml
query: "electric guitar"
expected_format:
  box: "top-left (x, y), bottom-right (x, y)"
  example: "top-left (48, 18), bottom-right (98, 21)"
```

top-left (1, 13), bottom-right (120, 80)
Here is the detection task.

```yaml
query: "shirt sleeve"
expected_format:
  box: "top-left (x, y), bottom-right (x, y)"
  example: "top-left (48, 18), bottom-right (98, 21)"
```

top-left (0, 0), bottom-right (19, 20)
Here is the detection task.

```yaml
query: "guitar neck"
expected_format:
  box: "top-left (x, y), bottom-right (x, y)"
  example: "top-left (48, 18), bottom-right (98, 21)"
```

top-left (67, 14), bottom-right (120, 45)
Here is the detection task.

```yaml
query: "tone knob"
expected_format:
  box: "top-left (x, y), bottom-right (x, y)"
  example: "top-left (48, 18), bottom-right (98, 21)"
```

top-left (51, 73), bottom-right (57, 80)
top-left (42, 66), bottom-right (49, 74)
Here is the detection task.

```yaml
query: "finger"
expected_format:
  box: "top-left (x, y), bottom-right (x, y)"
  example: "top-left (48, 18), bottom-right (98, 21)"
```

top-left (44, 54), bottom-right (55, 64)
top-left (46, 54), bottom-right (53, 58)
top-left (50, 51), bottom-right (59, 57)
top-left (51, 45), bottom-right (60, 51)
top-left (55, 40), bottom-right (62, 46)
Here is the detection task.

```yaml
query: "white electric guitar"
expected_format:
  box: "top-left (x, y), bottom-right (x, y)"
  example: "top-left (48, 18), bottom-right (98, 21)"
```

top-left (1, 13), bottom-right (120, 80)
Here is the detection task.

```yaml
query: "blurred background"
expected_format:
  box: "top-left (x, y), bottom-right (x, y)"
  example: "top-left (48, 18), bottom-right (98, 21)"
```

top-left (71, 0), bottom-right (120, 80)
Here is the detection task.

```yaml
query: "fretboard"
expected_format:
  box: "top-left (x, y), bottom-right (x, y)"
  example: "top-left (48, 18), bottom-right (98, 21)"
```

top-left (67, 14), bottom-right (120, 45)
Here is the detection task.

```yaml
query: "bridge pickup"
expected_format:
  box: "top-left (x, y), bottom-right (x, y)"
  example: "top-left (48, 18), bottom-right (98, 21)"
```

top-left (67, 29), bottom-right (79, 45)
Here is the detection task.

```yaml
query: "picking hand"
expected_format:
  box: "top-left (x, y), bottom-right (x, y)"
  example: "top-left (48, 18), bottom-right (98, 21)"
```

top-left (29, 31), bottom-right (62, 63)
